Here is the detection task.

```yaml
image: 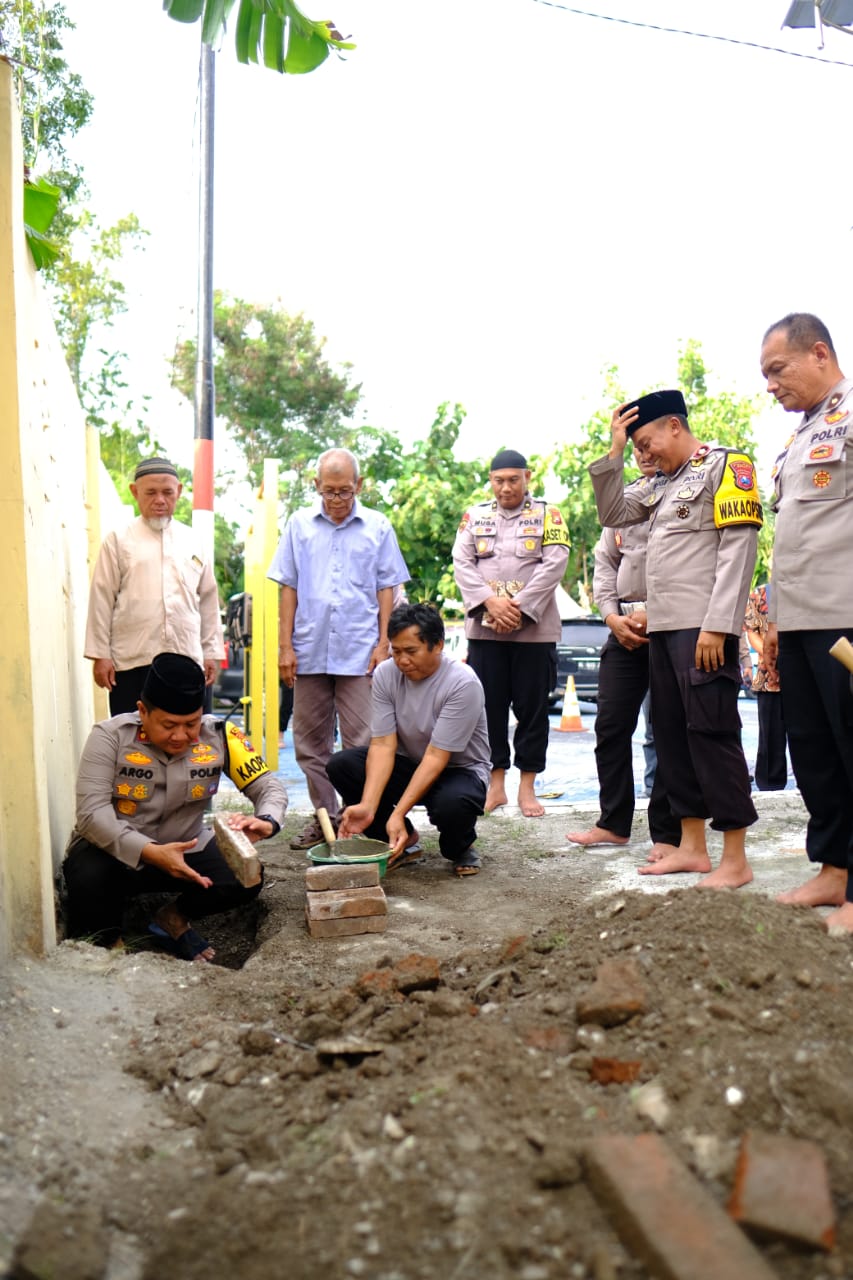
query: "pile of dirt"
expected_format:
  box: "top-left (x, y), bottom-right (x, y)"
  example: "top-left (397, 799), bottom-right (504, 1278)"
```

top-left (3, 803), bottom-right (853, 1280)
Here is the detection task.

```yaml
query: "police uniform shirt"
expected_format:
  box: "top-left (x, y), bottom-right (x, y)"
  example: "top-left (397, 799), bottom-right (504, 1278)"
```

top-left (452, 495), bottom-right (570, 643)
top-left (592, 475), bottom-right (656, 621)
top-left (72, 714), bottom-right (288, 869)
top-left (589, 447), bottom-right (761, 635)
top-left (769, 377), bottom-right (853, 631)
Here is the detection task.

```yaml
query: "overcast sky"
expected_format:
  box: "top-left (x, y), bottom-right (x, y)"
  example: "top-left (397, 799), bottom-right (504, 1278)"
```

top-left (61, 1), bottom-right (853, 500)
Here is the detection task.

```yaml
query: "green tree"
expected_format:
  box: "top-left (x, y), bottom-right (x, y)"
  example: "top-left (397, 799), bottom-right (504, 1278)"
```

top-left (550, 367), bottom-right (632, 604)
top-left (381, 403), bottom-right (486, 607)
top-left (171, 292), bottom-right (387, 510)
top-left (1, 0), bottom-right (92, 191)
top-left (49, 211), bottom-right (148, 401)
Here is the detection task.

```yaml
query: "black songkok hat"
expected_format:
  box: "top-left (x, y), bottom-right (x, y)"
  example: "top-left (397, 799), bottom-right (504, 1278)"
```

top-left (489, 449), bottom-right (528, 471)
top-left (622, 389), bottom-right (688, 438)
top-left (142, 653), bottom-right (205, 714)
top-left (134, 457), bottom-right (179, 481)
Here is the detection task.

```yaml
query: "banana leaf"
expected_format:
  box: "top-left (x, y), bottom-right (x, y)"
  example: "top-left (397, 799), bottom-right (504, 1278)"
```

top-left (23, 178), bottom-right (61, 270)
top-left (163, 0), bottom-right (354, 74)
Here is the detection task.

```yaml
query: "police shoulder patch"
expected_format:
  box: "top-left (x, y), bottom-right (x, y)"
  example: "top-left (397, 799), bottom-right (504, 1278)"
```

top-left (713, 451), bottom-right (763, 529)
top-left (224, 720), bottom-right (270, 791)
top-left (542, 505), bottom-right (570, 547)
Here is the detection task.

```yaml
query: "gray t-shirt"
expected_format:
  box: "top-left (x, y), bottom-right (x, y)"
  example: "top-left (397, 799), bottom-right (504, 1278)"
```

top-left (371, 654), bottom-right (491, 786)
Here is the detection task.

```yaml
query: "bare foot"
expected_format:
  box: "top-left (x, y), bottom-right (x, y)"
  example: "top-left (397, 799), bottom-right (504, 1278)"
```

top-left (485, 784), bottom-right (509, 812)
top-left (518, 788), bottom-right (545, 818)
top-left (567, 826), bottom-right (629, 847)
top-left (777, 866), bottom-right (846, 908)
top-left (825, 902), bottom-right (853, 933)
top-left (697, 863), bottom-right (754, 890)
top-left (638, 849), bottom-right (712, 877)
top-left (645, 842), bottom-right (680, 863)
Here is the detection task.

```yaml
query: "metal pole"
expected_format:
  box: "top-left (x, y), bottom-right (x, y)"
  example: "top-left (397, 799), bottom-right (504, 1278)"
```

top-left (193, 39), bottom-right (215, 546)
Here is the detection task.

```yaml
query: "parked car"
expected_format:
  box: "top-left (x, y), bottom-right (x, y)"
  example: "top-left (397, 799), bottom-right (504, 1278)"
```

top-left (551, 616), bottom-right (609, 708)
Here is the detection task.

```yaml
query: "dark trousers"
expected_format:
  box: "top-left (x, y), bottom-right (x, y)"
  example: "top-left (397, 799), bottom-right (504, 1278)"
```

top-left (465, 639), bottom-right (555, 774)
top-left (594, 636), bottom-right (679, 845)
top-left (649, 629), bottom-right (757, 832)
top-left (326, 747), bottom-right (487, 862)
top-left (754, 692), bottom-right (788, 791)
top-left (63, 837), bottom-right (263, 947)
top-left (778, 628), bottom-right (853, 890)
top-left (110, 666), bottom-right (151, 715)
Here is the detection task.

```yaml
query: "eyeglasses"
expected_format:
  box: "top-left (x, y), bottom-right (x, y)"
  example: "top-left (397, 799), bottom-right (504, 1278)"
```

top-left (319, 488), bottom-right (355, 501)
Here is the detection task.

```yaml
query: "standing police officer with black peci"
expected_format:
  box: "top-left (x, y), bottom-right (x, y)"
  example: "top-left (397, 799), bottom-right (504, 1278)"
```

top-left (452, 449), bottom-right (570, 818)
top-left (589, 390), bottom-right (761, 889)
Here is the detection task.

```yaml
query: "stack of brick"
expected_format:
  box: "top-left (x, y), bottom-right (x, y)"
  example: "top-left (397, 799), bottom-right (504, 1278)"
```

top-left (305, 862), bottom-right (388, 938)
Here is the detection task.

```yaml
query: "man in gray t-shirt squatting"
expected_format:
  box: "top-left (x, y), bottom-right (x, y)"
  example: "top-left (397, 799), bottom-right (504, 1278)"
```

top-left (326, 603), bottom-right (491, 877)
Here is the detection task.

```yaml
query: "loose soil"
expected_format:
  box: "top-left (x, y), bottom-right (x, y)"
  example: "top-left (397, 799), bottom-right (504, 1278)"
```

top-left (2, 795), bottom-right (852, 1280)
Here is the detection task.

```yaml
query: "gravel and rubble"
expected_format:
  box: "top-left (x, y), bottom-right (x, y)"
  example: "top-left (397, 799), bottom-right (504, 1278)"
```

top-left (3, 792), bottom-right (853, 1280)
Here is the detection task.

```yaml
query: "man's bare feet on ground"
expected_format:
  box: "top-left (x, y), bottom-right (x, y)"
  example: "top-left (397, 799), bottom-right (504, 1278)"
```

top-left (154, 905), bottom-right (215, 962)
top-left (566, 826), bottom-right (628, 847)
top-left (825, 902), bottom-right (853, 933)
top-left (696, 863), bottom-right (754, 890)
top-left (777, 865), bottom-right (846, 908)
top-left (645, 842), bottom-right (680, 863)
top-left (638, 848), bottom-right (712, 876)
top-left (518, 786), bottom-right (545, 818)
top-left (485, 784), bottom-right (509, 812)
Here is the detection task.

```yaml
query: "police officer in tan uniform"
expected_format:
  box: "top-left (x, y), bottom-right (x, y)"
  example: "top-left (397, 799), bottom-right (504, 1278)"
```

top-left (760, 313), bottom-right (853, 929)
top-left (568, 454), bottom-right (680, 854)
top-left (64, 653), bottom-right (287, 960)
top-left (452, 449), bottom-right (570, 817)
top-left (589, 390), bottom-right (761, 888)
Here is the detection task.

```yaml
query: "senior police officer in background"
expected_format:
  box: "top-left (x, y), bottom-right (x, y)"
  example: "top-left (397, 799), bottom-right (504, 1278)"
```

top-left (63, 653), bottom-right (287, 961)
top-left (85, 457), bottom-right (224, 714)
top-left (568, 449), bottom-right (680, 856)
top-left (452, 449), bottom-right (570, 817)
top-left (760, 313), bottom-right (853, 929)
top-left (589, 390), bottom-right (761, 888)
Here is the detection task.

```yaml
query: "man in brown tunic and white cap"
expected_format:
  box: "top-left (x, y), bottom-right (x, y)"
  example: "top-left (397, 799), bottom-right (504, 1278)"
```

top-left (85, 457), bottom-right (224, 714)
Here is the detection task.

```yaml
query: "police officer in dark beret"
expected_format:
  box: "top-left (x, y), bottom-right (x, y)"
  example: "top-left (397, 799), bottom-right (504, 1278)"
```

top-left (64, 653), bottom-right (287, 961)
top-left (589, 390), bottom-right (761, 888)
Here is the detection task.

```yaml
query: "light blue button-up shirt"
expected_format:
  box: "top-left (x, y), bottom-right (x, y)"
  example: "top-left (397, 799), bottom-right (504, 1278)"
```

top-left (267, 499), bottom-right (409, 675)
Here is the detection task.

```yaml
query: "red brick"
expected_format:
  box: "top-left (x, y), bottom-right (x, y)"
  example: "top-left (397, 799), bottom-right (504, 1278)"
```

top-left (352, 967), bottom-right (400, 999)
top-left (576, 958), bottom-right (647, 1027)
top-left (392, 953), bottom-right (441, 993)
top-left (524, 1026), bottom-right (572, 1054)
top-left (305, 912), bottom-right (388, 939)
top-left (586, 1133), bottom-right (778, 1280)
top-left (728, 1130), bottom-right (835, 1251)
top-left (589, 1057), bottom-right (643, 1085)
top-left (305, 886), bottom-right (387, 920)
top-left (501, 935), bottom-right (529, 962)
top-left (305, 863), bottom-right (380, 891)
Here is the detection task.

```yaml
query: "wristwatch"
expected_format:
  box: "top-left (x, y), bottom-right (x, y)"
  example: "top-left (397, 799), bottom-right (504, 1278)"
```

top-left (256, 815), bottom-right (280, 837)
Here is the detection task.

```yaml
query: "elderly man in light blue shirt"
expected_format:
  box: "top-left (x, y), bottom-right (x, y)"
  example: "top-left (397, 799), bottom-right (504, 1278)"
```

top-left (267, 448), bottom-right (409, 848)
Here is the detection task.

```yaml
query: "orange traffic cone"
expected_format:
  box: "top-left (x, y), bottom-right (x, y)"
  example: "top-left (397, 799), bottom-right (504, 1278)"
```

top-left (555, 674), bottom-right (584, 732)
